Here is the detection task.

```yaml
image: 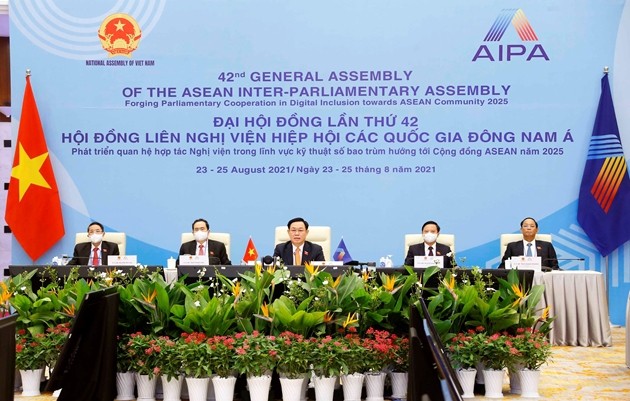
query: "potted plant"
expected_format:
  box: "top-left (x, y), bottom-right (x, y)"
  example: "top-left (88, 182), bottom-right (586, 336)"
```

top-left (361, 328), bottom-right (397, 401)
top-left (178, 332), bottom-right (212, 401)
top-left (479, 332), bottom-right (521, 398)
top-left (389, 335), bottom-right (410, 400)
top-left (233, 331), bottom-right (278, 401)
top-left (448, 329), bottom-right (484, 370)
top-left (15, 329), bottom-right (47, 396)
top-left (511, 327), bottom-right (552, 398)
top-left (274, 331), bottom-right (312, 401)
top-left (41, 322), bottom-right (71, 371)
top-left (308, 335), bottom-right (346, 401)
top-left (207, 334), bottom-right (238, 401)
top-left (447, 328), bottom-right (484, 398)
top-left (338, 330), bottom-right (368, 401)
top-left (232, 331), bottom-right (278, 377)
top-left (115, 333), bottom-right (136, 401)
top-left (153, 335), bottom-right (184, 401)
top-left (126, 332), bottom-right (161, 400)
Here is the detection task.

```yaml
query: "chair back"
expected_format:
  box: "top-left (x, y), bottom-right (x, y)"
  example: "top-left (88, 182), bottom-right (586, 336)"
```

top-left (275, 226), bottom-right (331, 261)
top-left (75, 232), bottom-right (126, 255)
top-left (404, 234), bottom-right (455, 258)
top-left (181, 232), bottom-right (231, 260)
top-left (499, 233), bottom-right (552, 258)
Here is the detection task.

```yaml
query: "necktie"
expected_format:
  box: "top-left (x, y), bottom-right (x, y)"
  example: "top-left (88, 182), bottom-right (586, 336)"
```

top-left (428, 246), bottom-right (434, 256)
top-left (526, 243), bottom-right (533, 257)
top-left (92, 247), bottom-right (99, 266)
top-left (295, 246), bottom-right (301, 265)
top-left (198, 244), bottom-right (205, 256)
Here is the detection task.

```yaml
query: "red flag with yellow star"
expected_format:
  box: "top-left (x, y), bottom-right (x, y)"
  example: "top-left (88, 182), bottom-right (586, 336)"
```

top-left (242, 237), bottom-right (259, 264)
top-left (5, 74), bottom-right (64, 261)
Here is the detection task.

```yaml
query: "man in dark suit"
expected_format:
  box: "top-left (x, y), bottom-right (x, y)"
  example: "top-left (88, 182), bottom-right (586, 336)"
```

top-left (404, 220), bottom-right (455, 267)
top-left (179, 218), bottom-right (231, 265)
top-left (67, 221), bottom-right (120, 265)
top-left (499, 217), bottom-right (559, 270)
top-left (273, 217), bottom-right (325, 265)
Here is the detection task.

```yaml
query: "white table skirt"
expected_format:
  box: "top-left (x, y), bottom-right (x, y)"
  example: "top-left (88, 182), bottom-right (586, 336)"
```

top-left (537, 271), bottom-right (612, 347)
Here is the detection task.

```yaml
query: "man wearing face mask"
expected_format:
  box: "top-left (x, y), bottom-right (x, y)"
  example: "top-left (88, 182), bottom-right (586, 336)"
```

top-left (67, 221), bottom-right (120, 265)
top-left (404, 220), bottom-right (455, 267)
top-left (179, 218), bottom-right (231, 265)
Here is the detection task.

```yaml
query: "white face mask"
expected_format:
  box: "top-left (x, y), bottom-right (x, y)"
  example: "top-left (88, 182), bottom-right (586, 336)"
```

top-left (423, 233), bottom-right (438, 243)
top-left (90, 233), bottom-right (103, 244)
top-left (194, 230), bottom-right (208, 242)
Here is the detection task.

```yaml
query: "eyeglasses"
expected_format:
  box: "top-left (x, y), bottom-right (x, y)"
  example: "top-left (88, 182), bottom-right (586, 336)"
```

top-left (289, 229), bottom-right (306, 233)
top-left (193, 228), bottom-right (208, 232)
top-left (88, 230), bottom-right (103, 234)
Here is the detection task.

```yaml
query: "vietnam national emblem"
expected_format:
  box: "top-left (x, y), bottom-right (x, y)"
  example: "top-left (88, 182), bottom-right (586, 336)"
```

top-left (97, 13), bottom-right (142, 57)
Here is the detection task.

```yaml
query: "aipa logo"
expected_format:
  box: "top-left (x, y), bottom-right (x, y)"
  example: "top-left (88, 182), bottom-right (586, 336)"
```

top-left (472, 9), bottom-right (549, 62)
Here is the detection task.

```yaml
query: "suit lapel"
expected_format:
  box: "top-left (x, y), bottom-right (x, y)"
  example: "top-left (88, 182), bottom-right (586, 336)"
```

top-left (419, 244), bottom-right (426, 256)
top-left (302, 242), bottom-right (311, 262)
top-left (515, 241), bottom-right (525, 255)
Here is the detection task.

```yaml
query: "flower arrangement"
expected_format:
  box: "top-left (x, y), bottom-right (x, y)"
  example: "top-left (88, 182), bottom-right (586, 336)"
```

top-left (116, 334), bottom-right (134, 373)
top-left (232, 331), bottom-right (278, 377)
top-left (479, 332), bottom-right (521, 371)
top-left (15, 329), bottom-right (47, 371)
top-left (308, 335), bottom-right (347, 378)
top-left (361, 328), bottom-right (396, 372)
top-left (153, 335), bottom-right (183, 380)
top-left (274, 331), bottom-right (311, 378)
top-left (390, 335), bottom-right (410, 372)
top-left (207, 334), bottom-right (238, 377)
top-left (512, 328), bottom-right (552, 370)
top-left (126, 332), bottom-right (162, 378)
top-left (41, 322), bottom-right (71, 370)
top-left (338, 330), bottom-right (370, 374)
top-left (447, 327), bottom-right (485, 370)
top-left (4, 263), bottom-right (558, 384)
top-left (179, 332), bottom-right (211, 378)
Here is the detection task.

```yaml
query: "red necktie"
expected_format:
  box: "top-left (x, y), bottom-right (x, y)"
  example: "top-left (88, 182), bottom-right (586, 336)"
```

top-left (92, 247), bottom-right (100, 266)
top-left (198, 244), bottom-right (205, 256)
top-left (428, 246), bottom-right (434, 256)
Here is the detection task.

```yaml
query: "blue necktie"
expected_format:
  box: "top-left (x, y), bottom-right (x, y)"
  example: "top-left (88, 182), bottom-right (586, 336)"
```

top-left (526, 243), bottom-right (533, 257)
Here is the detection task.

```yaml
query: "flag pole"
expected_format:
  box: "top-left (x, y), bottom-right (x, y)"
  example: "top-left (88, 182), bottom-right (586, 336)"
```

top-left (602, 65), bottom-right (615, 327)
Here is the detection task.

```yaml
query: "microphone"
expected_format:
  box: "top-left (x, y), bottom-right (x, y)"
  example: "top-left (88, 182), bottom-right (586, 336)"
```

top-left (540, 258), bottom-right (584, 272)
top-left (345, 260), bottom-right (376, 267)
top-left (64, 255), bottom-right (103, 266)
top-left (262, 255), bottom-right (274, 265)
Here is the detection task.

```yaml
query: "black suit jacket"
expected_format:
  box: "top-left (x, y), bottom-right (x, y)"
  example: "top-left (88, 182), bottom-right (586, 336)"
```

top-left (273, 241), bottom-right (325, 265)
top-left (499, 240), bottom-right (559, 270)
top-left (179, 239), bottom-right (231, 265)
top-left (404, 242), bottom-right (454, 267)
top-left (67, 240), bottom-right (120, 265)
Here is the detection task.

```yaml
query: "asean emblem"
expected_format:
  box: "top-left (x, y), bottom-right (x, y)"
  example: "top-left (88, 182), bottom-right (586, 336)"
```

top-left (98, 13), bottom-right (142, 57)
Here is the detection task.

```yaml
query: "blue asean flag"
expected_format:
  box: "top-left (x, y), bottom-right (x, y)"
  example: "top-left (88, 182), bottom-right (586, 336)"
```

top-left (333, 238), bottom-right (353, 263)
top-left (578, 74), bottom-right (630, 256)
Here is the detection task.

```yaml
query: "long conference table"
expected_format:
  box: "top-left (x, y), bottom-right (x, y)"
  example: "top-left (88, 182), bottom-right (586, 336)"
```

top-left (6, 265), bottom-right (612, 346)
